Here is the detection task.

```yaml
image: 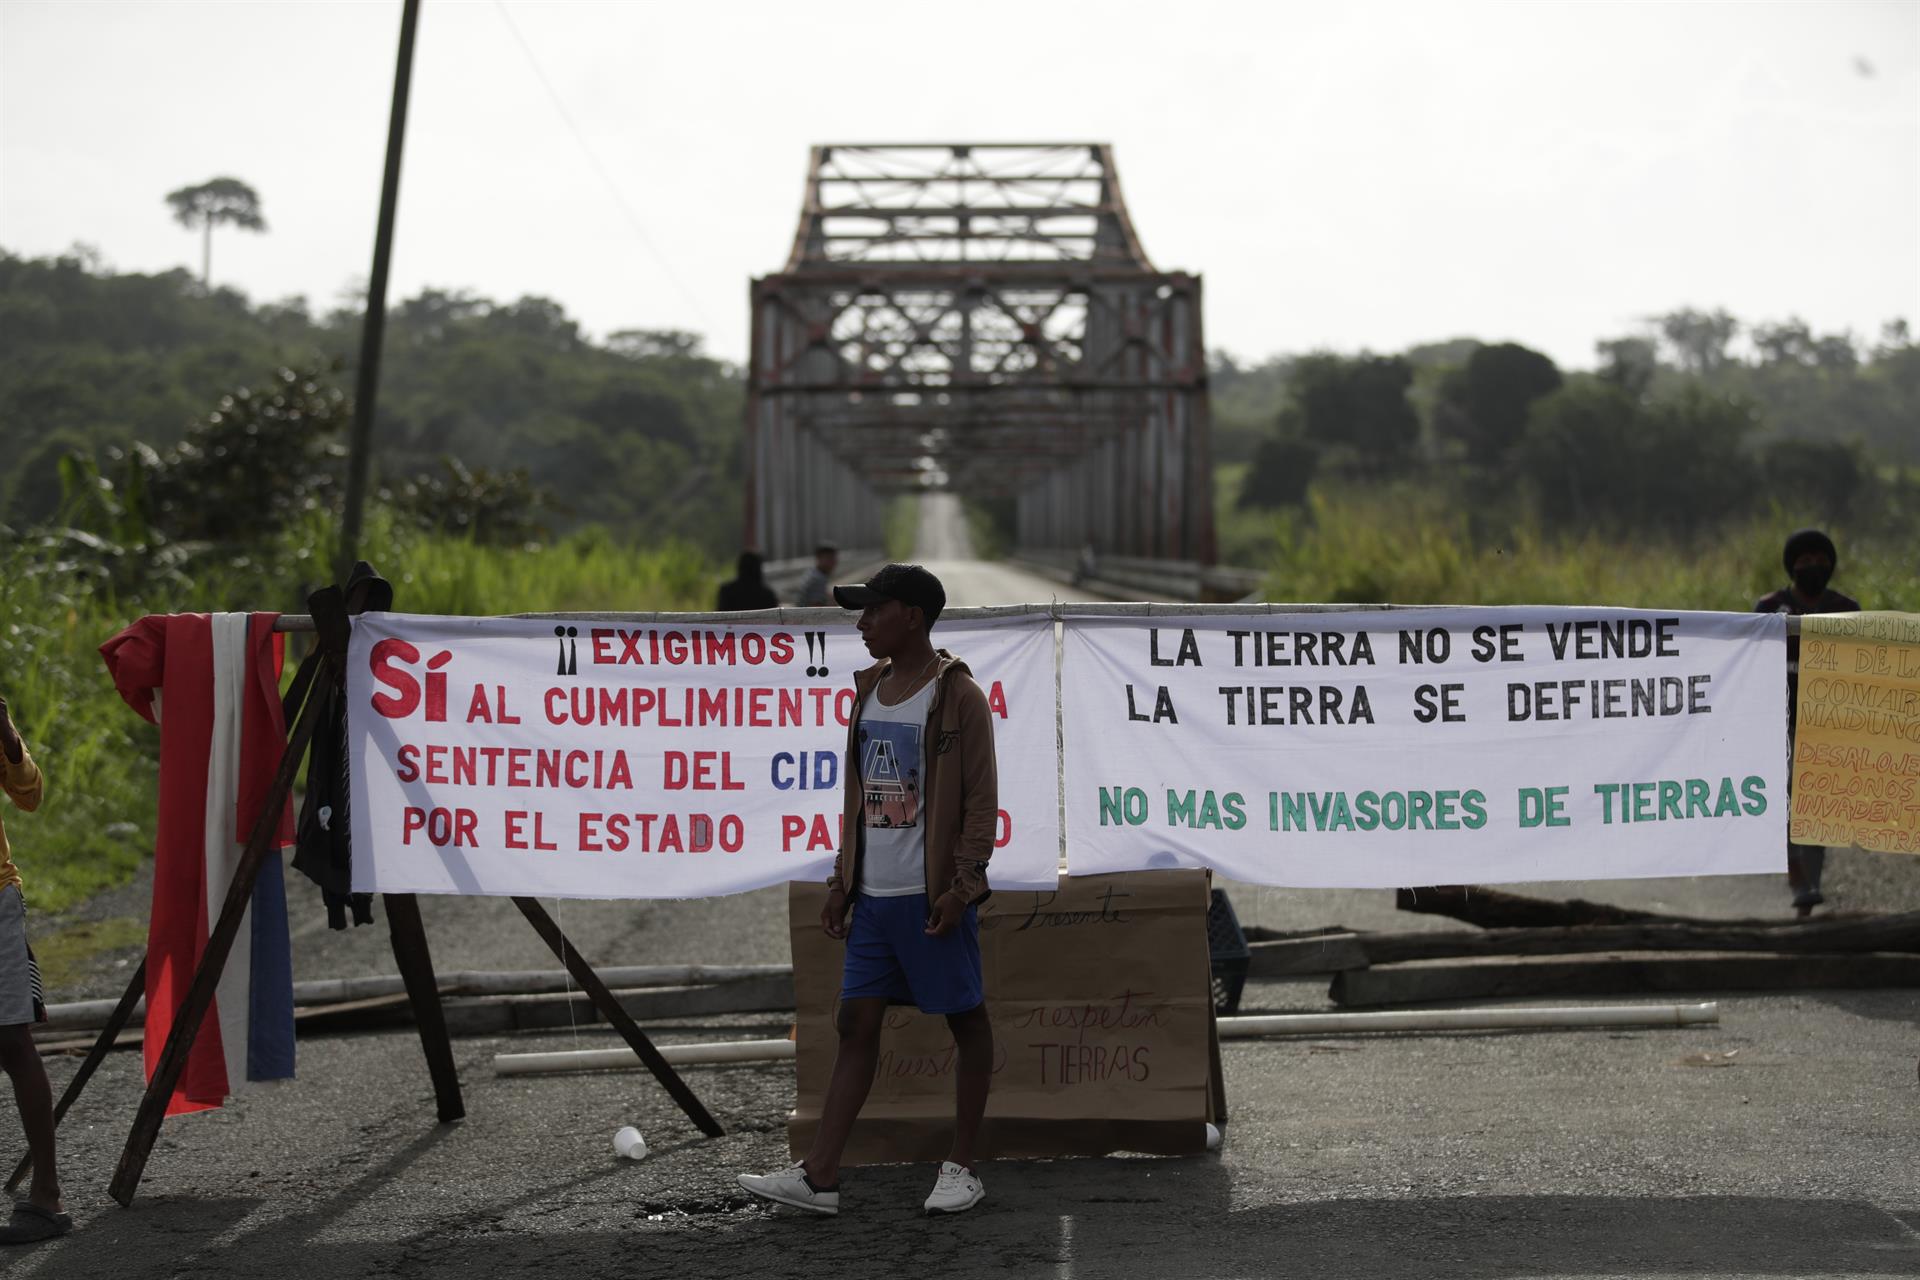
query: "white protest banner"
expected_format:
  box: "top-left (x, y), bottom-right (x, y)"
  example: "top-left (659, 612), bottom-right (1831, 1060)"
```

top-left (347, 612), bottom-right (1057, 899)
top-left (1061, 608), bottom-right (1787, 886)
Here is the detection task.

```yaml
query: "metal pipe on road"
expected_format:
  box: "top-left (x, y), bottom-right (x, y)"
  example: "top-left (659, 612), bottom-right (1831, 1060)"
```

top-left (490, 1002), bottom-right (1720, 1077)
top-left (496, 1038), bottom-right (795, 1076)
top-left (1217, 1002), bottom-right (1720, 1038)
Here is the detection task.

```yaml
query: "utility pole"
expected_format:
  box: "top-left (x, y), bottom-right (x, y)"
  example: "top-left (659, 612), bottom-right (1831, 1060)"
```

top-left (337, 0), bottom-right (421, 583)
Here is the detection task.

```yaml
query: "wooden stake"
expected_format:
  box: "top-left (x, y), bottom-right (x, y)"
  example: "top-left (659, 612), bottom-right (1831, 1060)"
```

top-left (384, 893), bottom-right (465, 1123)
top-left (511, 897), bottom-right (725, 1138)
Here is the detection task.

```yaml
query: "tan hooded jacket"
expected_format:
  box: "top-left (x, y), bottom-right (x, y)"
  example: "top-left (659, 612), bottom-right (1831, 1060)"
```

top-left (827, 650), bottom-right (998, 905)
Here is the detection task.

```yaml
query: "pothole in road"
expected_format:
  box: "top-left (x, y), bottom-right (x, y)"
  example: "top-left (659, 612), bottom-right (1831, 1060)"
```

top-left (635, 1193), bottom-right (756, 1217)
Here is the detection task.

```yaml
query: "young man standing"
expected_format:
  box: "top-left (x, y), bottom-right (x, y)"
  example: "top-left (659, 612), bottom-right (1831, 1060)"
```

top-left (740, 563), bottom-right (998, 1216)
top-left (0, 695), bottom-right (68, 1245)
top-left (1755, 528), bottom-right (1861, 915)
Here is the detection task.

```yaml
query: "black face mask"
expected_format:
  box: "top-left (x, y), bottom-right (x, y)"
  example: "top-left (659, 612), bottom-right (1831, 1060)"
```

top-left (1793, 565), bottom-right (1833, 597)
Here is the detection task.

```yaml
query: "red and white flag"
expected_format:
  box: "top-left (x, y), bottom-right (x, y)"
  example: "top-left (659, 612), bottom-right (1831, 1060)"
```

top-left (102, 612), bottom-right (297, 1115)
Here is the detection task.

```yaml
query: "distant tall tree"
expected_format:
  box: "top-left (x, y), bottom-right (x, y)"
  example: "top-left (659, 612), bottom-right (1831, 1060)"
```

top-left (1434, 342), bottom-right (1562, 463)
top-left (1655, 307), bottom-right (1739, 375)
top-left (165, 177), bottom-right (267, 287)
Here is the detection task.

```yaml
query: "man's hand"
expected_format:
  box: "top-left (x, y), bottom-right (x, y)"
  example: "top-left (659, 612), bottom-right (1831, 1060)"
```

top-left (0, 696), bottom-right (20, 765)
top-left (821, 887), bottom-right (851, 939)
top-left (924, 891), bottom-right (967, 937)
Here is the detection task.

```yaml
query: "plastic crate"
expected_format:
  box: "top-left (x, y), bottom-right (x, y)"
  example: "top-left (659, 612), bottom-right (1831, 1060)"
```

top-left (1206, 888), bottom-right (1250, 1016)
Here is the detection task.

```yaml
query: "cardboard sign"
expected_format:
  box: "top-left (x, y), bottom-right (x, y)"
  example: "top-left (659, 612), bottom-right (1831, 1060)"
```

top-left (787, 871), bottom-right (1220, 1165)
top-left (1791, 612), bottom-right (1920, 853)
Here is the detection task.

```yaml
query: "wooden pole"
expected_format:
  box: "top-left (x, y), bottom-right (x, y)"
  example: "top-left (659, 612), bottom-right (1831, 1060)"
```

top-left (384, 893), bottom-right (465, 1123)
top-left (336, 0), bottom-right (421, 580)
top-left (108, 653), bottom-right (332, 1207)
top-left (6, 958), bottom-right (147, 1196)
top-left (511, 897), bottom-right (725, 1138)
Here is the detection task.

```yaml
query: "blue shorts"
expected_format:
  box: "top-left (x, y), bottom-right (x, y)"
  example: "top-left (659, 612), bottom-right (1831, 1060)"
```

top-left (840, 892), bottom-right (984, 1015)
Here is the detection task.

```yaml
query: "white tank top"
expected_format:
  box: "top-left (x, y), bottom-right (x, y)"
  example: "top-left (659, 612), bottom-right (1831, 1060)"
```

top-left (854, 678), bottom-right (937, 898)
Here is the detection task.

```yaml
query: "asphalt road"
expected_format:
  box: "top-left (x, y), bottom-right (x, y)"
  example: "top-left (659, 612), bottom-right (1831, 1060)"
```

top-left (12, 524), bottom-right (1920, 1279)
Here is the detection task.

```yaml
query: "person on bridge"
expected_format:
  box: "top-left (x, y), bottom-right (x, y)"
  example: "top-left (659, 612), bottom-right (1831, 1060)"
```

top-left (1755, 528), bottom-right (1860, 916)
top-left (715, 550), bottom-right (779, 612)
top-left (795, 543), bottom-right (839, 608)
top-left (739, 563), bottom-right (999, 1217)
top-left (0, 694), bottom-right (70, 1245)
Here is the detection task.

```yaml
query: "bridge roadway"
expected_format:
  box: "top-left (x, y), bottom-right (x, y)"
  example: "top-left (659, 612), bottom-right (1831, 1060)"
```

top-left (902, 491), bottom-right (1143, 609)
top-left (22, 521), bottom-right (1920, 1278)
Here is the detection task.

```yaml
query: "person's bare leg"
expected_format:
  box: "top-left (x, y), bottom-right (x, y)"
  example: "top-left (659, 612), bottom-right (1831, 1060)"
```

top-left (944, 1004), bottom-right (993, 1171)
top-left (0, 1027), bottom-right (61, 1213)
top-left (803, 998), bottom-right (887, 1187)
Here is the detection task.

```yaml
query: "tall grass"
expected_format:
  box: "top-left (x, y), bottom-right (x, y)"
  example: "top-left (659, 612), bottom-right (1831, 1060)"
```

top-left (0, 571), bottom-right (157, 912)
top-left (4, 515), bottom-right (718, 913)
top-left (356, 513), bottom-right (713, 615)
top-left (1223, 472), bottom-right (1918, 612)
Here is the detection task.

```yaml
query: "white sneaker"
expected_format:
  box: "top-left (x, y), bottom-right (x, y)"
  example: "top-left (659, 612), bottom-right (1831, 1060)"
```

top-left (923, 1161), bottom-right (985, 1214)
top-left (738, 1162), bottom-right (840, 1215)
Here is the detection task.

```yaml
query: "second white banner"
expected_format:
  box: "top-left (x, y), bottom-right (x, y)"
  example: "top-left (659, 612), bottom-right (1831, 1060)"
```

top-left (1060, 607), bottom-right (1788, 886)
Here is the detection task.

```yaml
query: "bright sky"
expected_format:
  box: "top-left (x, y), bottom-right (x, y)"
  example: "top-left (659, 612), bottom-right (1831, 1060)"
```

top-left (2, 0), bottom-right (1914, 370)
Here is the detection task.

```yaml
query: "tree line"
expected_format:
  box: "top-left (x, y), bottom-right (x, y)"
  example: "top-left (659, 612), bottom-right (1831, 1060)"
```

top-left (6, 243), bottom-right (1913, 575)
top-left (1218, 309), bottom-right (1920, 536)
top-left (0, 248), bottom-right (745, 580)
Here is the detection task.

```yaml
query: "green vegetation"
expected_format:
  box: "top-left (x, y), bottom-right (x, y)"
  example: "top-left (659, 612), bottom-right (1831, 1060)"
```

top-left (961, 496), bottom-right (1013, 562)
top-left (0, 249), bottom-right (745, 553)
top-left (3, 519), bottom-right (713, 915)
top-left (0, 248), bottom-right (751, 913)
top-left (883, 495), bottom-right (919, 560)
top-left (362, 515), bottom-right (712, 617)
top-left (1224, 310), bottom-right (1919, 607)
top-left (1221, 475), bottom-right (1917, 613)
top-left (1, 568), bottom-right (157, 913)
top-left (29, 916), bottom-right (146, 991)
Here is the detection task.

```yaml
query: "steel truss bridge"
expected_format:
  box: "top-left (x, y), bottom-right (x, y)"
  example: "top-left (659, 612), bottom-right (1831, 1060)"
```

top-left (746, 143), bottom-right (1213, 564)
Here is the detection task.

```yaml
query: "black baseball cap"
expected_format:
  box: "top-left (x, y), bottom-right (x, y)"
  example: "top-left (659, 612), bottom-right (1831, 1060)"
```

top-left (833, 562), bottom-right (946, 626)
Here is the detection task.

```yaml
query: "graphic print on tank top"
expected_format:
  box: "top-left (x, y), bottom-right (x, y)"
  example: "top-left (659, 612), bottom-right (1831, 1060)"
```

top-left (859, 719), bottom-right (922, 829)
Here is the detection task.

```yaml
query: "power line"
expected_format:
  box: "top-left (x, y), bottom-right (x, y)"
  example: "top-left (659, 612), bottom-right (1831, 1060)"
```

top-left (492, 0), bottom-right (711, 330)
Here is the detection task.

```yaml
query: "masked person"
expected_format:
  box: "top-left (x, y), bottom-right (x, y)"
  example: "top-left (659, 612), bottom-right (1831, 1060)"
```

top-left (0, 695), bottom-right (68, 1246)
top-left (1755, 529), bottom-right (1860, 915)
top-left (739, 563), bottom-right (998, 1216)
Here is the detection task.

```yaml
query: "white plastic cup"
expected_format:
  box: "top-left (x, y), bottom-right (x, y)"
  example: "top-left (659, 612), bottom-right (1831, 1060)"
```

top-left (613, 1126), bottom-right (649, 1160)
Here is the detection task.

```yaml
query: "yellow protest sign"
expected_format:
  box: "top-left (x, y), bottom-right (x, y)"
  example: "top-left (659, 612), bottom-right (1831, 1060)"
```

top-left (1791, 612), bottom-right (1920, 854)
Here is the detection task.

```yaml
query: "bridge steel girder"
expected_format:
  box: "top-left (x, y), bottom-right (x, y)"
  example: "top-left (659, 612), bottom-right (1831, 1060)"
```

top-left (746, 143), bottom-right (1213, 563)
